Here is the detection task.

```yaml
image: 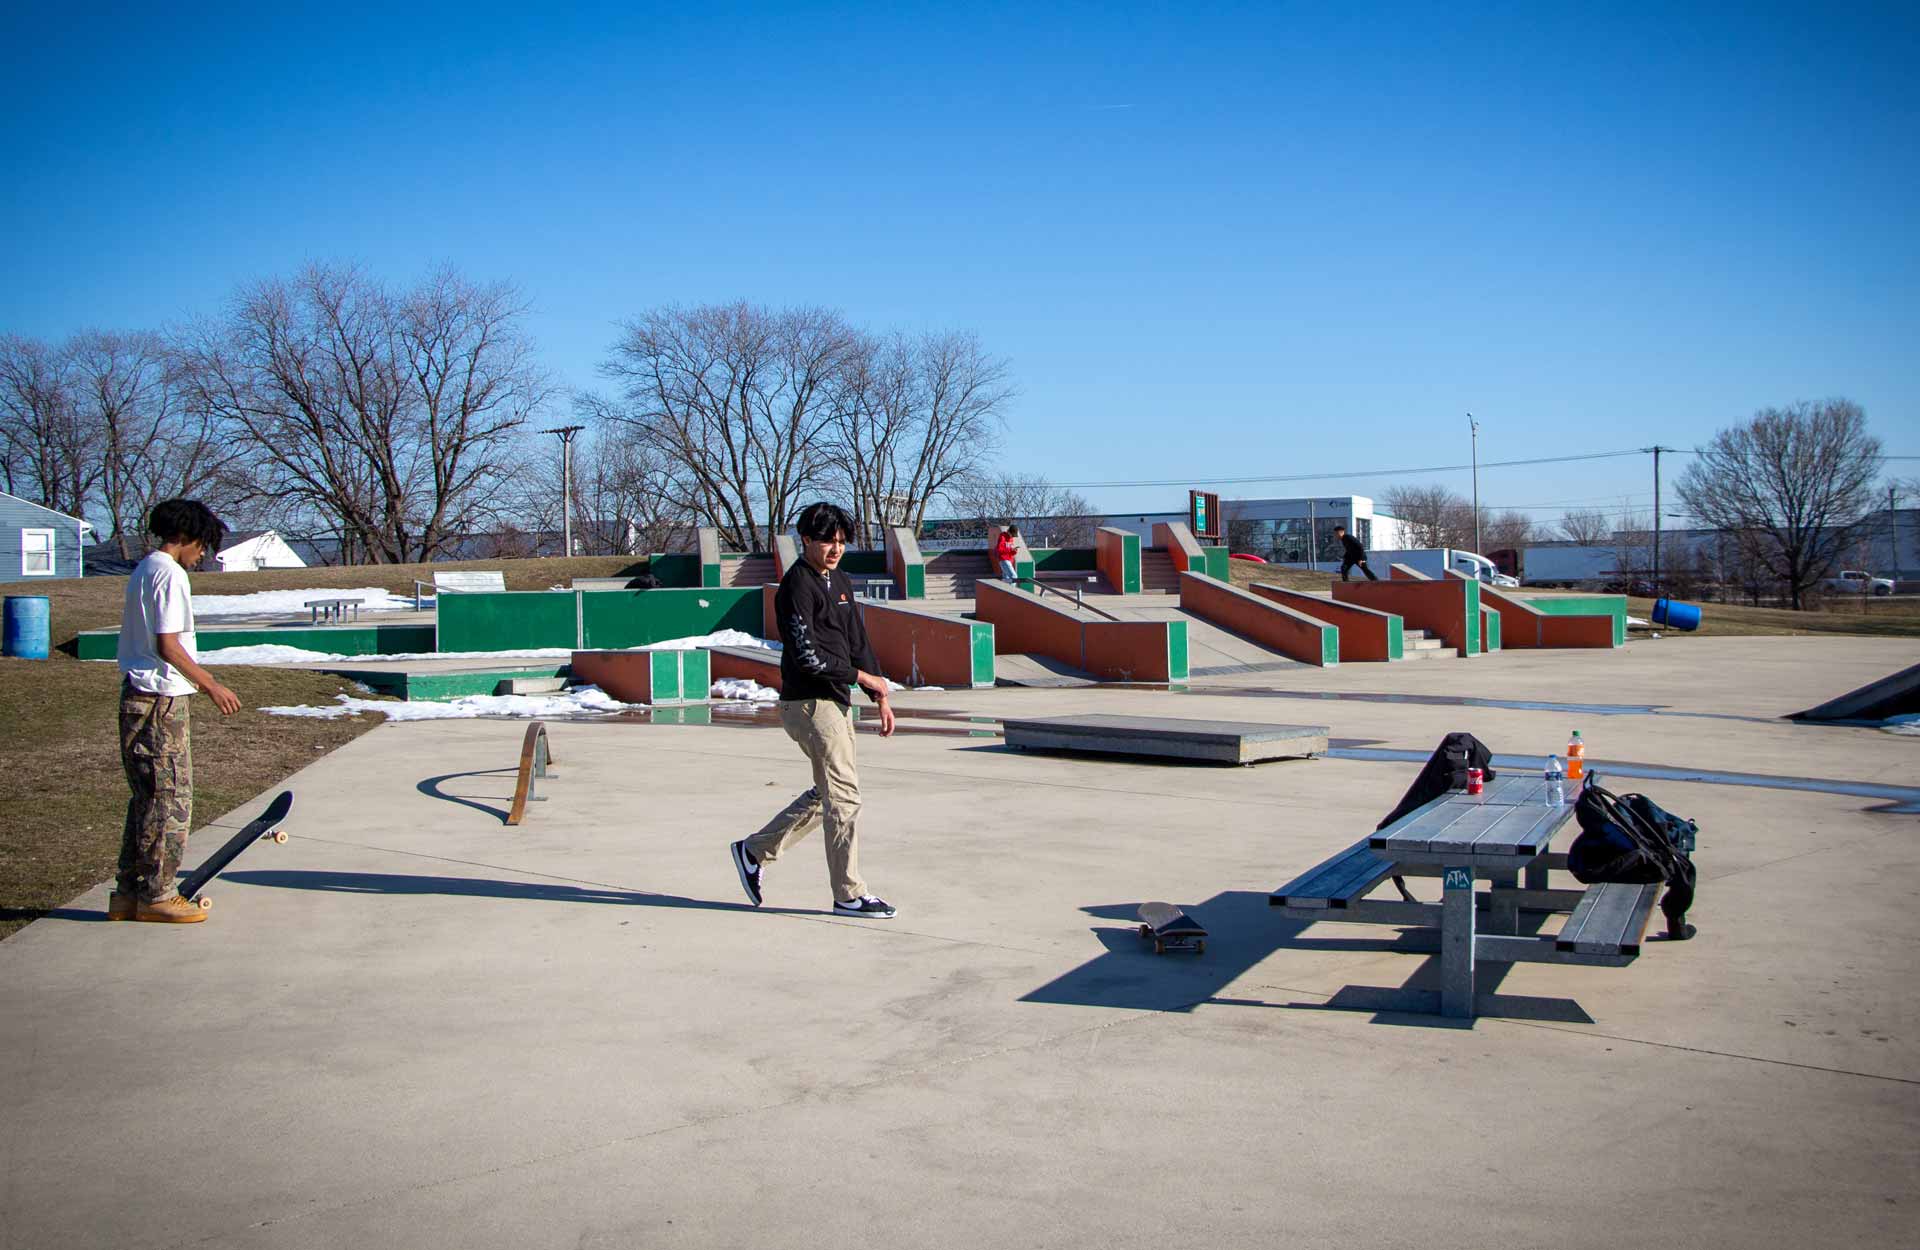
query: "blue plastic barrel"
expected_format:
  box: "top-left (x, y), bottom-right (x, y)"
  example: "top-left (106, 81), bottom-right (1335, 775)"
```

top-left (1651, 597), bottom-right (1701, 632)
top-left (3, 595), bottom-right (51, 659)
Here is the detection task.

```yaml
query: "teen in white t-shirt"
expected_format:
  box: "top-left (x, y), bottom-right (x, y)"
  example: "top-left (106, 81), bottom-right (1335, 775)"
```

top-left (112, 500), bottom-right (241, 923)
top-left (118, 550), bottom-right (201, 695)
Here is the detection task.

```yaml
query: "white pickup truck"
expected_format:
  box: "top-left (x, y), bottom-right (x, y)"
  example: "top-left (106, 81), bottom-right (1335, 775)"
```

top-left (1825, 569), bottom-right (1894, 596)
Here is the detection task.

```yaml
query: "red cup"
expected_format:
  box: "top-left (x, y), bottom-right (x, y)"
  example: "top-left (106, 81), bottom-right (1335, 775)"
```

top-left (1466, 767), bottom-right (1484, 795)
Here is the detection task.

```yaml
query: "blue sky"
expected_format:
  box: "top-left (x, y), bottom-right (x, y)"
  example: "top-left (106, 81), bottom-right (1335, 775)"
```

top-left (3, 1), bottom-right (1915, 521)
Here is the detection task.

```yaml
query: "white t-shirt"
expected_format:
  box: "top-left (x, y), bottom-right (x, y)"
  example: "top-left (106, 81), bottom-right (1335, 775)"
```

top-left (118, 551), bottom-right (199, 696)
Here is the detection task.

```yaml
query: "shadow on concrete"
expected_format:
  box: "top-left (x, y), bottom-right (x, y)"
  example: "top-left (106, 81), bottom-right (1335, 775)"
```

top-left (1021, 888), bottom-right (1595, 1027)
top-left (0, 907), bottom-right (108, 926)
top-left (416, 769), bottom-right (517, 824)
top-left (221, 870), bottom-right (814, 915)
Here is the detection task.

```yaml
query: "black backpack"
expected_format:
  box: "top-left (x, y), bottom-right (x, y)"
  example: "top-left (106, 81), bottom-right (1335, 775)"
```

top-left (1569, 774), bottom-right (1697, 938)
top-left (1376, 732), bottom-right (1497, 832)
top-left (1375, 733), bottom-right (1498, 902)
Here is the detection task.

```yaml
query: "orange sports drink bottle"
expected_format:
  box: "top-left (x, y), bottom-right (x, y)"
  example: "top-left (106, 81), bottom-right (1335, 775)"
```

top-left (1566, 730), bottom-right (1585, 782)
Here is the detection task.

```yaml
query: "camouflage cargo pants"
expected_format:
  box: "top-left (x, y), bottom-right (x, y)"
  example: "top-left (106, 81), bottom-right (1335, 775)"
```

top-left (119, 688), bottom-right (193, 903)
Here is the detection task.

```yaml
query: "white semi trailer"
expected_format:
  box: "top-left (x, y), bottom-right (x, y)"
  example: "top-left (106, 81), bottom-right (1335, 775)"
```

top-left (1367, 548), bottom-right (1516, 586)
top-left (1520, 546), bottom-right (1620, 586)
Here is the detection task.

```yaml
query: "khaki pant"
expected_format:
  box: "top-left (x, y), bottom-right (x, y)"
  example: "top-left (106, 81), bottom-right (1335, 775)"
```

top-left (745, 699), bottom-right (866, 902)
top-left (119, 688), bottom-right (193, 903)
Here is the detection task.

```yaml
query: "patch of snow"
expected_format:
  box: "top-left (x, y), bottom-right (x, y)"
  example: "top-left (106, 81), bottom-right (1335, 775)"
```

top-left (192, 587), bottom-right (419, 616)
top-left (201, 645), bottom-right (349, 664)
top-left (711, 678), bottom-right (778, 703)
top-left (642, 630), bottom-right (779, 652)
top-left (259, 685), bottom-right (636, 721)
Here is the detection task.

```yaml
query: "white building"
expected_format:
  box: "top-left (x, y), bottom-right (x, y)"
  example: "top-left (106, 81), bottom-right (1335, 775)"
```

top-left (1099, 496), bottom-right (1411, 563)
top-left (213, 530), bottom-right (307, 573)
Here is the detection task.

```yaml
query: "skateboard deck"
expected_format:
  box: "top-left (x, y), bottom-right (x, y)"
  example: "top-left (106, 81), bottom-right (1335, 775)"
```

top-left (1138, 900), bottom-right (1206, 955)
top-left (176, 791), bottom-right (293, 911)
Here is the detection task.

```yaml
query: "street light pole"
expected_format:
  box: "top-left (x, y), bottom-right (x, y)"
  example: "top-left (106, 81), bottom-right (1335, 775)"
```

top-left (542, 425), bottom-right (585, 557)
top-left (1468, 413), bottom-right (1481, 554)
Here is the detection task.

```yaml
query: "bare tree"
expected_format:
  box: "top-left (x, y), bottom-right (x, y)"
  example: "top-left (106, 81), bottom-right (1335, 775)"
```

top-left (1556, 507), bottom-right (1612, 545)
top-left (1677, 399), bottom-right (1883, 609)
top-left (1382, 484), bottom-right (1474, 548)
top-left (829, 330), bottom-right (1009, 545)
top-left (1483, 509), bottom-right (1534, 553)
top-left (601, 303), bottom-right (858, 552)
top-left (945, 472), bottom-right (1098, 546)
top-left (65, 331), bottom-right (245, 557)
top-left (0, 334), bottom-right (96, 518)
top-left (515, 404), bottom-right (693, 555)
top-left (182, 264), bottom-right (548, 564)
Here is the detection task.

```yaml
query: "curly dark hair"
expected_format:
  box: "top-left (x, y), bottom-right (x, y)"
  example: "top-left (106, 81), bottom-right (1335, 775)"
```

top-left (795, 501), bottom-right (855, 544)
top-left (146, 499), bottom-right (229, 554)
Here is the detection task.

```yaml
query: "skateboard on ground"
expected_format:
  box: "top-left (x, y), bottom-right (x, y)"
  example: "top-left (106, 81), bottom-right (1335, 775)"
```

top-left (1138, 901), bottom-right (1206, 955)
top-left (176, 791), bottom-right (293, 911)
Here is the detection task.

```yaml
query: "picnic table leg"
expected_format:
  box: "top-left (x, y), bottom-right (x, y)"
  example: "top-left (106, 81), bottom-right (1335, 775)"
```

top-left (1488, 869), bottom-right (1519, 935)
top-left (1524, 858), bottom-right (1548, 892)
top-left (1441, 864), bottom-right (1476, 1018)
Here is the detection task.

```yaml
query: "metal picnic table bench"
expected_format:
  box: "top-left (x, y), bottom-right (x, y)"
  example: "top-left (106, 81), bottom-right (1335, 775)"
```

top-left (303, 597), bottom-right (365, 625)
top-left (1271, 772), bottom-right (1662, 1018)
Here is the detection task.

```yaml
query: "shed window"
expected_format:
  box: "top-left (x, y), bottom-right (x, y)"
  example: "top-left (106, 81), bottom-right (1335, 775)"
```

top-left (22, 528), bottom-right (55, 575)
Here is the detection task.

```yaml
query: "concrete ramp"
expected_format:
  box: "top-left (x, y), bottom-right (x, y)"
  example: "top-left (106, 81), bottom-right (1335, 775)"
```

top-left (993, 653), bottom-right (1099, 688)
top-left (1791, 661), bottom-right (1920, 722)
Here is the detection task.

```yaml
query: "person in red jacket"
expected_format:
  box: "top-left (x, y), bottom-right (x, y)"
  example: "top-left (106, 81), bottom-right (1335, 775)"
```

top-left (994, 525), bottom-right (1020, 584)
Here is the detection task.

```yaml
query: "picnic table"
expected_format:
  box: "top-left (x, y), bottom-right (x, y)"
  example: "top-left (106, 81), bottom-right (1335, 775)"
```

top-left (304, 597), bottom-right (365, 625)
top-left (1273, 772), bottom-right (1663, 1018)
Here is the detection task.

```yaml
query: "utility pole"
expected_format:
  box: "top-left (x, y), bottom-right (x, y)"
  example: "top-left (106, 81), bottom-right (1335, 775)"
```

top-left (1468, 413), bottom-right (1481, 554)
top-left (1307, 499), bottom-right (1317, 571)
top-left (542, 425), bottom-right (585, 557)
top-left (1649, 445), bottom-right (1675, 589)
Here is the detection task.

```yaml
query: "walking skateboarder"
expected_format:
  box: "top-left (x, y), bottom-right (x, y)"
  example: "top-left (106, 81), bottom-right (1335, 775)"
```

top-left (1335, 524), bottom-right (1378, 582)
top-left (731, 502), bottom-right (898, 917)
top-left (110, 499), bottom-right (243, 923)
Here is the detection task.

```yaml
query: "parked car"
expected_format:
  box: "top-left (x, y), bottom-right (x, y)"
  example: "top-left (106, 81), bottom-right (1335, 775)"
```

top-left (1825, 569), bottom-right (1894, 596)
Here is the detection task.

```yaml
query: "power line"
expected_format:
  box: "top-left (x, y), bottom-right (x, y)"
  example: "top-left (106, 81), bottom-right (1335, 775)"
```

top-left (1043, 447), bottom-right (1646, 490)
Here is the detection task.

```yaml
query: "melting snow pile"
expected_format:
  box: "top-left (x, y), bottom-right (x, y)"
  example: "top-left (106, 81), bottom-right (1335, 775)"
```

top-left (259, 686), bottom-right (633, 721)
top-left (711, 679), bottom-right (778, 703)
top-left (645, 630), bottom-right (776, 652)
top-left (193, 587), bottom-right (419, 616)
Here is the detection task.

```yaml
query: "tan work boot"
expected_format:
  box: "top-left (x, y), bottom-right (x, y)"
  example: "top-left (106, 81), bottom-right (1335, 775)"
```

top-left (107, 891), bottom-right (138, 921)
top-left (135, 894), bottom-right (207, 923)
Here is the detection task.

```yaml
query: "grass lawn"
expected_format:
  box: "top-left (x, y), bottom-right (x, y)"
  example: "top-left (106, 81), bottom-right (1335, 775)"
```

top-left (2, 553), bottom-right (652, 940)
top-left (0, 654), bottom-right (383, 938)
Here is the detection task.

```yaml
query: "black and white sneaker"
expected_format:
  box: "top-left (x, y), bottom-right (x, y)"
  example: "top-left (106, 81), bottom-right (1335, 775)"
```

top-left (730, 840), bottom-right (762, 907)
top-left (832, 895), bottom-right (896, 919)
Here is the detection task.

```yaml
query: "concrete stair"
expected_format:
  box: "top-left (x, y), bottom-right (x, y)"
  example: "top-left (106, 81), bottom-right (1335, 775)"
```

top-left (923, 550), bottom-right (992, 600)
top-left (722, 555), bottom-right (777, 588)
top-left (1396, 628), bottom-right (1459, 661)
top-left (1140, 549), bottom-right (1182, 594)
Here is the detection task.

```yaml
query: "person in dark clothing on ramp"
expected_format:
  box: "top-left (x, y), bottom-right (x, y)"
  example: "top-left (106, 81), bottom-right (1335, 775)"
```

top-left (1335, 524), bottom-right (1378, 581)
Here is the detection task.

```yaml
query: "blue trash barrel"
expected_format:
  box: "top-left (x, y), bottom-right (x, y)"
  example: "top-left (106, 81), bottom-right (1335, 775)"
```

top-left (3, 595), bottom-right (52, 659)
top-left (1651, 597), bottom-right (1702, 632)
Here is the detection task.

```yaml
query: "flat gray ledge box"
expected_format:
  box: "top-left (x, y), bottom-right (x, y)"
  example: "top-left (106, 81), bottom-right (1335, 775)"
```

top-left (1000, 714), bottom-right (1328, 764)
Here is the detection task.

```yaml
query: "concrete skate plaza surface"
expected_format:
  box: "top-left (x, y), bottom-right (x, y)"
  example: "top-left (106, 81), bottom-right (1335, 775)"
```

top-left (4, 636), bottom-right (1917, 1248)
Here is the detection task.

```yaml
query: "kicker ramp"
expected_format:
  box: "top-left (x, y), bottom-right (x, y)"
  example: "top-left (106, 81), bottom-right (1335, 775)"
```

top-left (974, 580), bottom-right (1188, 682)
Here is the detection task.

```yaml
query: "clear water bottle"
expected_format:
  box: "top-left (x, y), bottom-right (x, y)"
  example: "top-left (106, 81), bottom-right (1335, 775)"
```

top-left (1545, 755), bottom-right (1566, 806)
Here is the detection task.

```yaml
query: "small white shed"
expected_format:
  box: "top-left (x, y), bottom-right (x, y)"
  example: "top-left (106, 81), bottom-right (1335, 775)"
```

top-left (214, 530), bottom-right (307, 573)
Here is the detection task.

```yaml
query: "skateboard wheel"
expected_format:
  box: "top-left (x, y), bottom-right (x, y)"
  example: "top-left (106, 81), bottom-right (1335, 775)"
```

top-left (1139, 924), bottom-right (1153, 939)
top-left (270, 830), bottom-right (288, 844)
top-left (197, 895), bottom-right (212, 911)
top-left (1196, 939), bottom-right (1206, 955)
